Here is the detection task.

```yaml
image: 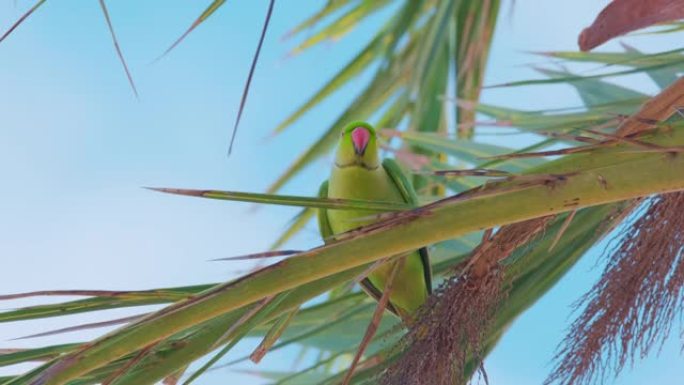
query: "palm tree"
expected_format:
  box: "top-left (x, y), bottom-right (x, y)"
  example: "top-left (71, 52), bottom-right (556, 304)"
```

top-left (1, 1), bottom-right (684, 384)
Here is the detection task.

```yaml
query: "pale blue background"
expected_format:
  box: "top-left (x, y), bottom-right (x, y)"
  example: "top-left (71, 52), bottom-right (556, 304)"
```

top-left (0, 1), bottom-right (681, 384)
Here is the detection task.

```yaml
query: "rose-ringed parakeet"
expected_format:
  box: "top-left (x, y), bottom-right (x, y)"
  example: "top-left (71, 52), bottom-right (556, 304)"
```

top-left (317, 121), bottom-right (432, 323)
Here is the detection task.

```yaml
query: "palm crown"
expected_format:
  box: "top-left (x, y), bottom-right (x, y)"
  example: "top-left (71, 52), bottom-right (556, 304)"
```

top-left (2, 2), bottom-right (684, 385)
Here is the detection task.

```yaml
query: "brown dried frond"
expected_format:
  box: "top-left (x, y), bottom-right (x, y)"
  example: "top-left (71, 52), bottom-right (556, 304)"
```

top-left (617, 77), bottom-right (684, 136)
top-left (381, 217), bottom-right (553, 385)
top-left (547, 192), bottom-right (684, 385)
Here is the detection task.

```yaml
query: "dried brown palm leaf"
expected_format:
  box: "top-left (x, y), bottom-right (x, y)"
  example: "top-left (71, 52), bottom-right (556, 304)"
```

top-left (579, 0), bottom-right (684, 51)
top-left (547, 192), bottom-right (684, 385)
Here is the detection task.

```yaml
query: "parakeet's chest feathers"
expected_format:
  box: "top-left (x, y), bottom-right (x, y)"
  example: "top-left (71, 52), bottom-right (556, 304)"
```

top-left (329, 164), bottom-right (402, 201)
top-left (327, 164), bottom-right (403, 234)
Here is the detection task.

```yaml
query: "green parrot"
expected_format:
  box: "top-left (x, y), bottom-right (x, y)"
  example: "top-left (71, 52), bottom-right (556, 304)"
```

top-left (317, 121), bottom-right (432, 323)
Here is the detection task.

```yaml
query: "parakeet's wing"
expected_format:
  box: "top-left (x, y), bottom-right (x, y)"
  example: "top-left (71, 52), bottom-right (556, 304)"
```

top-left (317, 181), bottom-right (334, 243)
top-left (317, 179), bottom-right (402, 316)
top-left (382, 158), bottom-right (433, 294)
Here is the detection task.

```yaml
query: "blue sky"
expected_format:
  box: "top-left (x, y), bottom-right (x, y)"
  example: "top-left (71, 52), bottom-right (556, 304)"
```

top-left (0, 1), bottom-right (682, 384)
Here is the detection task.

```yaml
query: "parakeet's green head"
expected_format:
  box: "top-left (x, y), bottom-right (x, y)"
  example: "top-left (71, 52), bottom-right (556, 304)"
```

top-left (334, 121), bottom-right (379, 170)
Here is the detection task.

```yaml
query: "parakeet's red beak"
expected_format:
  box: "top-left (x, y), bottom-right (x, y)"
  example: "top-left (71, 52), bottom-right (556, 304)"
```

top-left (351, 126), bottom-right (370, 155)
